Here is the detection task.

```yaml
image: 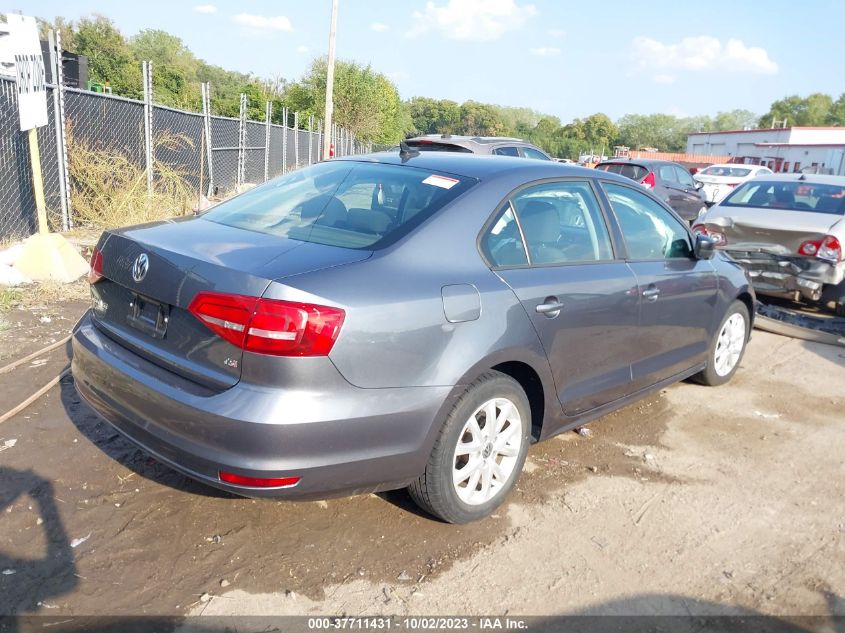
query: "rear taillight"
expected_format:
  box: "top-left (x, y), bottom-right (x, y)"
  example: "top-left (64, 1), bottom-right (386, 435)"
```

top-left (88, 247), bottom-right (104, 284)
top-left (692, 224), bottom-right (727, 245)
top-left (725, 182), bottom-right (740, 188)
top-left (640, 172), bottom-right (656, 189)
top-left (803, 235), bottom-right (843, 262)
top-left (219, 471), bottom-right (300, 488)
top-left (188, 291), bottom-right (345, 357)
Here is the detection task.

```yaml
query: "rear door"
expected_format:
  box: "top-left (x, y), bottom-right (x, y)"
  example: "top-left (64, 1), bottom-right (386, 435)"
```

top-left (656, 163), bottom-right (690, 218)
top-left (484, 179), bottom-right (640, 416)
top-left (674, 165), bottom-right (704, 218)
top-left (600, 181), bottom-right (718, 389)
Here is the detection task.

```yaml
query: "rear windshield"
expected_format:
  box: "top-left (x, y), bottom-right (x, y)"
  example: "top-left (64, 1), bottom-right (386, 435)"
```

top-left (203, 161), bottom-right (477, 249)
top-left (405, 142), bottom-right (473, 153)
top-left (596, 163), bottom-right (648, 181)
top-left (721, 180), bottom-right (845, 215)
top-left (699, 166), bottom-right (752, 178)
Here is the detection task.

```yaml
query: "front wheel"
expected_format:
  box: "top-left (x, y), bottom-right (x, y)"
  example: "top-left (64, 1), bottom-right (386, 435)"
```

top-left (408, 371), bottom-right (531, 524)
top-left (692, 300), bottom-right (750, 386)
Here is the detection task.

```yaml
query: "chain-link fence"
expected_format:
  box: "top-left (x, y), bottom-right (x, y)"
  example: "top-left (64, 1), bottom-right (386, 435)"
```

top-left (1, 58), bottom-right (373, 242)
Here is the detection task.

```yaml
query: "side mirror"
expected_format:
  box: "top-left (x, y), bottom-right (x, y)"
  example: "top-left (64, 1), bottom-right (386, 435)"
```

top-left (695, 180), bottom-right (704, 190)
top-left (694, 233), bottom-right (717, 260)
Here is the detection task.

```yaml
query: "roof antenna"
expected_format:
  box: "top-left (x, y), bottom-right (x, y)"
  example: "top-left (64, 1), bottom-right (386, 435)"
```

top-left (399, 140), bottom-right (420, 162)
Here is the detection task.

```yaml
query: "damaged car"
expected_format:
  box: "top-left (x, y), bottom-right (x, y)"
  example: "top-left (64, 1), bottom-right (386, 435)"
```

top-left (694, 174), bottom-right (845, 315)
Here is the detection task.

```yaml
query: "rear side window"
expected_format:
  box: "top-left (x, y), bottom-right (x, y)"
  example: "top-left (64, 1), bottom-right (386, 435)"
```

top-left (204, 161), bottom-right (477, 249)
top-left (509, 181), bottom-right (614, 265)
top-left (405, 142), bottom-right (472, 153)
top-left (603, 183), bottom-right (693, 260)
top-left (522, 147), bottom-right (551, 161)
top-left (597, 163), bottom-right (649, 181)
top-left (481, 204), bottom-right (528, 267)
top-left (494, 146), bottom-right (520, 157)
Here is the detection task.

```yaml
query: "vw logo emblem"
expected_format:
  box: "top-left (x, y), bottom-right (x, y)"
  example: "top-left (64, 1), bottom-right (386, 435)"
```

top-left (132, 253), bottom-right (149, 283)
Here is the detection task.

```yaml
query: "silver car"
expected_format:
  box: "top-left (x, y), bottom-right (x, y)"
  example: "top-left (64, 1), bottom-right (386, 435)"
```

top-left (72, 152), bottom-right (753, 523)
top-left (694, 173), bottom-right (845, 315)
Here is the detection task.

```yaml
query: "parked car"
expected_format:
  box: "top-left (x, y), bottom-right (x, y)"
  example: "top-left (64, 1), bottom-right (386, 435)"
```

top-left (403, 134), bottom-right (553, 160)
top-left (694, 173), bottom-right (845, 315)
top-left (73, 152), bottom-right (753, 523)
top-left (596, 158), bottom-right (707, 223)
top-left (693, 164), bottom-right (773, 206)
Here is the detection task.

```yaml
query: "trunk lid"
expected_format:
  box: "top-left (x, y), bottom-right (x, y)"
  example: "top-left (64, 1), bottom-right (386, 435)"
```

top-left (91, 217), bottom-right (370, 389)
top-left (708, 207), bottom-right (844, 254)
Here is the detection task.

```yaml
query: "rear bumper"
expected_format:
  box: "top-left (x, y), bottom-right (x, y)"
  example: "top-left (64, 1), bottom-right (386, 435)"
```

top-left (725, 249), bottom-right (845, 302)
top-left (71, 311), bottom-right (451, 499)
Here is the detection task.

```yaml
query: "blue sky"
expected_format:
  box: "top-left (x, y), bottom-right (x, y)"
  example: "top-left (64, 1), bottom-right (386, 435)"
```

top-left (14, 0), bottom-right (845, 122)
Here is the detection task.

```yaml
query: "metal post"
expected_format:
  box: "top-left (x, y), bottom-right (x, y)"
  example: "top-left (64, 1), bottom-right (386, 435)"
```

top-left (317, 120), bottom-right (323, 162)
top-left (142, 61), bottom-right (154, 196)
top-left (264, 101), bottom-right (272, 182)
top-left (48, 30), bottom-right (71, 230)
top-left (293, 111), bottom-right (300, 168)
top-left (237, 93), bottom-right (247, 188)
top-left (281, 106), bottom-right (288, 173)
top-left (308, 115), bottom-right (313, 166)
top-left (323, 0), bottom-right (339, 160)
top-left (201, 82), bottom-right (214, 198)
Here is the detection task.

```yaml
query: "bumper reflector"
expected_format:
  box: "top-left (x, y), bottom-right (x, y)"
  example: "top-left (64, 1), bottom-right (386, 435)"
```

top-left (219, 471), bottom-right (301, 488)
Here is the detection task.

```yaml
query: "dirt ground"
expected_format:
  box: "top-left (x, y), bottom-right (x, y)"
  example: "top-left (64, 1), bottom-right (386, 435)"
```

top-left (0, 298), bottom-right (843, 620)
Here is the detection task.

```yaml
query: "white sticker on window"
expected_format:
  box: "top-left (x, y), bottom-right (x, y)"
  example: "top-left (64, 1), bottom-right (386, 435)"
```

top-left (422, 174), bottom-right (460, 189)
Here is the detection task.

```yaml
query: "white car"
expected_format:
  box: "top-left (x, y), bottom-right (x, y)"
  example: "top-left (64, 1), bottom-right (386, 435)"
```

top-left (694, 164), bottom-right (774, 206)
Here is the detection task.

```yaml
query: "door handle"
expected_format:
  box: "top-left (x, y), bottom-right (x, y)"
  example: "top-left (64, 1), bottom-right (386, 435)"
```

top-left (536, 299), bottom-right (564, 316)
top-left (642, 287), bottom-right (660, 301)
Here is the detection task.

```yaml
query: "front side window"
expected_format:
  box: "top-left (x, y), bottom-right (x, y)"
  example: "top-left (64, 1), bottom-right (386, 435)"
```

top-left (674, 166), bottom-right (696, 188)
top-left (603, 182), bottom-right (693, 260)
top-left (204, 161), bottom-right (477, 249)
top-left (509, 181), bottom-right (614, 265)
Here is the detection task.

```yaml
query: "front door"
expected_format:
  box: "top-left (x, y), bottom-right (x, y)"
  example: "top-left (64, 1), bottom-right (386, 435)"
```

top-left (600, 181), bottom-right (718, 390)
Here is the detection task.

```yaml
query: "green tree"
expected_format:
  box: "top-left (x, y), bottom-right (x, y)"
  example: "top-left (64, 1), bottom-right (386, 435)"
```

top-left (827, 94), bottom-right (845, 126)
top-left (36, 16), bottom-right (77, 51)
top-left (713, 109), bottom-right (758, 131)
top-left (283, 58), bottom-right (408, 144)
top-left (458, 101), bottom-right (506, 136)
top-left (74, 15), bottom-right (141, 98)
top-left (582, 113), bottom-right (617, 152)
top-left (758, 93), bottom-right (833, 127)
top-left (406, 97), bottom-right (461, 135)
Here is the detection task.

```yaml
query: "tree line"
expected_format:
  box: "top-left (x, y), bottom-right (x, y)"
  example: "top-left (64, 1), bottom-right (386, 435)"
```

top-left (36, 15), bottom-right (845, 156)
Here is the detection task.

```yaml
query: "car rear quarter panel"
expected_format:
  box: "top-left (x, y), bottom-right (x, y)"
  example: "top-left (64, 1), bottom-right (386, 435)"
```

top-left (261, 173), bottom-right (558, 392)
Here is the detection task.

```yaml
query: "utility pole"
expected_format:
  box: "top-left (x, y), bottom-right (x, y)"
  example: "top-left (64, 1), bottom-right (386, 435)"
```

top-left (322, 0), bottom-right (338, 160)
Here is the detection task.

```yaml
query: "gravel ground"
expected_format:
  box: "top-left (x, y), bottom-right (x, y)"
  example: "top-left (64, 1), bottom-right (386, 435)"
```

top-left (0, 302), bottom-right (843, 620)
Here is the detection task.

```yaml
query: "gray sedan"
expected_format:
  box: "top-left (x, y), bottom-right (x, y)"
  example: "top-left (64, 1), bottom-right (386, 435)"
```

top-left (72, 152), bottom-right (754, 523)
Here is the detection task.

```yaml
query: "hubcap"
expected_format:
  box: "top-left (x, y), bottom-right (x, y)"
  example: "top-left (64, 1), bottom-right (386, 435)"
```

top-left (452, 397), bottom-right (523, 506)
top-left (714, 312), bottom-right (746, 377)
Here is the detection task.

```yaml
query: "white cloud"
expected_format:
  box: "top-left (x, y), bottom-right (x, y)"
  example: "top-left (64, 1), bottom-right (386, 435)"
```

top-left (548, 28), bottom-right (565, 38)
top-left (632, 35), bottom-right (778, 75)
top-left (652, 73), bottom-right (675, 84)
top-left (193, 4), bottom-right (217, 14)
top-left (370, 22), bottom-right (389, 32)
top-left (529, 47), bottom-right (561, 57)
top-left (407, 0), bottom-right (537, 42)
top-left (233, 13), bottom-right (293, 31)
top-left (296, 45), bottom-right (309, 54)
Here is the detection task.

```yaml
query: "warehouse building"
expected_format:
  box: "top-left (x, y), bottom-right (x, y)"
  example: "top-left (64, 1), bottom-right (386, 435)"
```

top-left (686, 127), bottom-right (845, 175)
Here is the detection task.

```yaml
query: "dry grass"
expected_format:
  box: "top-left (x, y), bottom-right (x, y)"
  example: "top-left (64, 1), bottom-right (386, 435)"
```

top-left (67, 132), bottom-right (198, 230)
top-left (0, 280), bottom-right (89, 313)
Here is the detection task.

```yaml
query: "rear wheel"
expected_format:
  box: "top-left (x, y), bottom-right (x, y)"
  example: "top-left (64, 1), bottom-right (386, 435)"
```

top-left (693, 300), bottom-right (749, 386)
top-left (409, 371), bottom-right (530, 524)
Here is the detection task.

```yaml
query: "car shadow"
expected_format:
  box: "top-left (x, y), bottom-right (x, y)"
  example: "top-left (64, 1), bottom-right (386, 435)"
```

top-left (58, 374), bottom-right (233, 500)
top-left (0, 468), bottom-right (78, 616)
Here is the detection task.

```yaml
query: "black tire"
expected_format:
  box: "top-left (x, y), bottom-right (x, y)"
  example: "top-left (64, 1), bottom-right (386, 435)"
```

top-left (692, 300), bottom-right (750, 386)
top-left (408, 371), bottom-right (531, 524)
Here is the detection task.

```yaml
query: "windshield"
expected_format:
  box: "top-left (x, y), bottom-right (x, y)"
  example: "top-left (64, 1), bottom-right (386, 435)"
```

top-left (203, 161), bottom-right (478, 249)
top-left (699, 166), bottom-right (752, 178)
top-left (721, 180), bottom-right (845, 215)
